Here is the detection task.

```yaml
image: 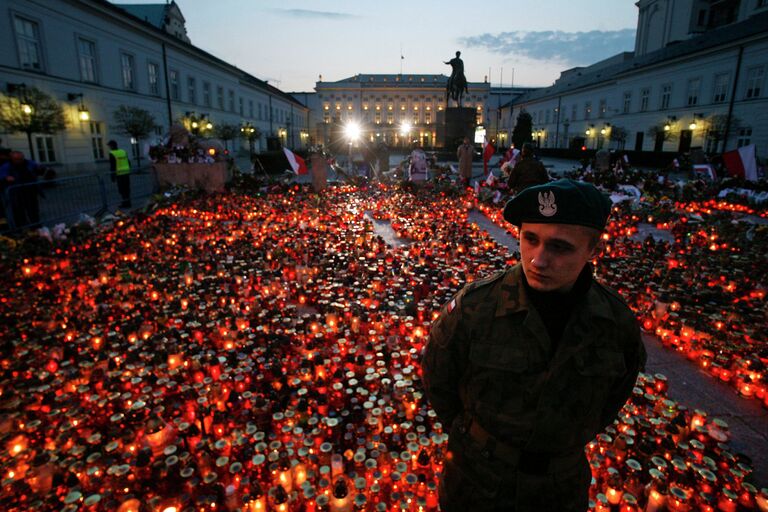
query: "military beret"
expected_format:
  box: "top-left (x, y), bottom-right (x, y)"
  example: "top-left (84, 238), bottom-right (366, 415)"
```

top-left (502, 178), bottom-right (612, 231)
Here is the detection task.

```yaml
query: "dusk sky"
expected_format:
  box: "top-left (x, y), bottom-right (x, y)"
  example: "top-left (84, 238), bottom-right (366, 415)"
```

top-left (119, 0), bottom-right (640, 92)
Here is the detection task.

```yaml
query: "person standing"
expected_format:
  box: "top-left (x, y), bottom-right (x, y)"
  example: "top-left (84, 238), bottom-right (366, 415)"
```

top-left (457, 137), bottom-right (473, 187)
top-left (108, 140), bottom-right (132, 208)
top-left (0, 151), bottom-right (42, 230)
top-left (422, 179), bottom-right (646, 511)
top-left (409, 141), bottom-right (428, 182)
top-left (507, 143), bottom-right (549, 194)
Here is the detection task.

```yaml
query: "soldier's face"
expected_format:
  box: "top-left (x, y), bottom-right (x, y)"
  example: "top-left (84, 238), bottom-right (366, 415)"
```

top-left (519, 223), bottom-right (599, 292)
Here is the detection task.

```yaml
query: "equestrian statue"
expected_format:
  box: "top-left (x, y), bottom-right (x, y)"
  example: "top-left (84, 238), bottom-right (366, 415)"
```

top-left (444, 51), bottom-right (468, 107)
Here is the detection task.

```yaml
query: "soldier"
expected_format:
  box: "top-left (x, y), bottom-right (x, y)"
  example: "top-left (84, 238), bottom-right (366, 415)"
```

top-left (422, 179), bottom-right (646, 511)
top-left (507, 143), bottom-right (549, 195)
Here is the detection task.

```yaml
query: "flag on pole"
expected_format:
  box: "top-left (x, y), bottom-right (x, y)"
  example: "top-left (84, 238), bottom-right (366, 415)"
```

top-left (722, 144), bottom-right (757, 181)
top-left (283, 147), bottom-right (308, 175)
top-left (482, 139), bottom-right (494, 176)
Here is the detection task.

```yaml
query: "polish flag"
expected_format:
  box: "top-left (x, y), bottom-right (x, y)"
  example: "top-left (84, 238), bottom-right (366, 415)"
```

top-left (283, 147), bottom-right (308, 175)
top-left (482, 139), bottom-right (495, 176)
top-left (722, 144), bottom-right (757, 181)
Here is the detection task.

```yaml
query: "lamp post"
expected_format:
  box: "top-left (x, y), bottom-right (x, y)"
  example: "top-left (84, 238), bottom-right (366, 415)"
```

top-left (241, 122), bottom-right (256, 158)
top-left (67, 93), bottom-right (90, 122)
top-left (344, 121), bottom-right (361, 173)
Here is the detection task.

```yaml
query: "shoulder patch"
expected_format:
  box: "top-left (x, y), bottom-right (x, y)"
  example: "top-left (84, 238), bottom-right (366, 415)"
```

top-left (463, 270), bottom-right (506, 297)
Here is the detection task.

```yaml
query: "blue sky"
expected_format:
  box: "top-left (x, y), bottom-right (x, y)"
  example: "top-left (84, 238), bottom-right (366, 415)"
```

top-left (119, 0), bottom-right (639, 91)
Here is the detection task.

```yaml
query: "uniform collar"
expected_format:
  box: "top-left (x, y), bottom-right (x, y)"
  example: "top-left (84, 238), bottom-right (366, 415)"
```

top-left (495, 263), bottom-right (615, 323)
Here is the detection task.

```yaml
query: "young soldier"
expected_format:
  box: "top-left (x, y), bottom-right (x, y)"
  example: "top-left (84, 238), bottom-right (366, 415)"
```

top-left (423, 178), bottom-right (646, 511)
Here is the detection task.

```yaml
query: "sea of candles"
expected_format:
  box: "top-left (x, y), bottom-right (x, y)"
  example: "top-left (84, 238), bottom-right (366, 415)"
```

top-left (0, 183), bottom-right (764, 511)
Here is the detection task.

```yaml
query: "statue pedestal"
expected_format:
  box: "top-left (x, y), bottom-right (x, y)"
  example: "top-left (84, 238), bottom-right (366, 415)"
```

top-left (436, 107), bottom-right (476, 150)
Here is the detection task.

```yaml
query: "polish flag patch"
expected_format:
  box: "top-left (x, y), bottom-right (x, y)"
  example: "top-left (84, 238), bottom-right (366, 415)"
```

top-left (447, 298), bottom-right (457, 313)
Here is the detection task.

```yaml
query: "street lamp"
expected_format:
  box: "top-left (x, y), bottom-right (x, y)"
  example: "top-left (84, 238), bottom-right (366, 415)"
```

top-left (399, 122), bottom-right (411, 147)
top-left (344, 121), bottom-right (361, 171)
top-left (689, 113), bottom-right (702, 130)
top-left (67, 93), bottom-right (90, 122)
top-left (664, 116), bottom-right (677, 132)
top-left (241, 122), bottom-right (256, 158)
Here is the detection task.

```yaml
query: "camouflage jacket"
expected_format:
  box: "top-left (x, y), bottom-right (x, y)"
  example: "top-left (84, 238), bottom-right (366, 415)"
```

top-left (423, 263), bottom-right (646, 457)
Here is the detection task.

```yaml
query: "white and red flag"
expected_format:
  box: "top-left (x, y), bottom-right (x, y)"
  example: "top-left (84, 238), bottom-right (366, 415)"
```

top-left (482, 139), bottom-right (495, 176)
top-left (283, 147), bottom-right (308, 175)
top-left (722, 144), bottom-right (757, 181)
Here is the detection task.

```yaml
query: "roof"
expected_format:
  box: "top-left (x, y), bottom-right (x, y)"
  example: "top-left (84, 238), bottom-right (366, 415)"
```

top-left (114, 3), bottom-right (169, 29)
top-left (514, 9), bottom-right (768, 105)
top-left (320, 74), bottom-right (489, 89)
top-left (98, 1), bottom-right (305, 108)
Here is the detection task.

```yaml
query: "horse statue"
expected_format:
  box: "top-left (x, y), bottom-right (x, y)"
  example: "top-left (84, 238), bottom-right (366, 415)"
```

top-left (445, 51), bottom-right (468, 107)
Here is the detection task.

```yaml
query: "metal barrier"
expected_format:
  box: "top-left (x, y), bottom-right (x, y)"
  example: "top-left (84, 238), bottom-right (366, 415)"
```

top-left (2, 168), bottom-right (158, 233)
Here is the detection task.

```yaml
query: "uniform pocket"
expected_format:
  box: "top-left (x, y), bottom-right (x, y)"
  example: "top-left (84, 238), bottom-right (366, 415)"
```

top-left (467, 341), bottom-right (528, 415)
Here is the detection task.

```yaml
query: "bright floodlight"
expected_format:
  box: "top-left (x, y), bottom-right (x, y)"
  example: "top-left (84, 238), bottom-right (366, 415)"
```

top-left (399, 122), bottom-right (412, 136)
top-left (344, 122), bottom-right (361, 141)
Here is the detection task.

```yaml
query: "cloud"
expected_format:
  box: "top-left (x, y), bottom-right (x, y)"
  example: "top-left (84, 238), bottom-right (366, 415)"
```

top-left (271, 8), bottom-right (357, 20)
top-left (460, 29), bottom-right (636, 65)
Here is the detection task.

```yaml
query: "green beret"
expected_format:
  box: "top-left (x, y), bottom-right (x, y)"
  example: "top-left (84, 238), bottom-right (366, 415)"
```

top-left (502, 178), bottom-right (612, 231)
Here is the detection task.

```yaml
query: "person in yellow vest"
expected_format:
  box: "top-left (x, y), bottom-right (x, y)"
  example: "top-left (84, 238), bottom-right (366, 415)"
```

top-left (108, 140), bottom-right (131, 208)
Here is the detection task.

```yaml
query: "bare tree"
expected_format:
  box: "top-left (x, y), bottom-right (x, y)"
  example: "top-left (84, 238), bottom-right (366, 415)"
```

top-left (215, 123), bottom-right (239, 153)
top-left (0, 86), bottom-right (66, 158)
top-left (113, 105), bottom-right (157, 168)
top-left (609, 126), bottom-right (628, 150)
top-left (706, 114), bottom-right (741, 154)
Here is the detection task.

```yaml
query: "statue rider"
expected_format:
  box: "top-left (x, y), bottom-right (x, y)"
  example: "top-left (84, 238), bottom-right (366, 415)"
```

top-left (444, 51), bottom-right (468, 106)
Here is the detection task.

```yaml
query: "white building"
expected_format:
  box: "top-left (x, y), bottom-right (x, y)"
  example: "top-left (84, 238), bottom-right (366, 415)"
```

top-left (294, 74), bottom-right (534, 149)
top-left (0, 0), bottom-right (308, 174)
top-left (504, 0), bottom-right (768, 156)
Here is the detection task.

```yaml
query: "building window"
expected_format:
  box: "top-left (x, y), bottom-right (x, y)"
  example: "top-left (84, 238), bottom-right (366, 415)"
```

top-left (228, 90), bottom-right (235, 112)
top-left (584, 101), bottom-right (591, 120)
top-left (737, 127), bottom-right (752, 147)
top-left (545, 110), bottom-right (550, 124)
top-left (90, 121), bottom-right (105, 160)
top-left (598, 99), bottom-right (606, 118)
top-left (239, 97), bottom-right (244, 116)
top-left (14, 16), bottom-right (43, 71)
top-left (169, 70), bottom-right (180, 100)
top-left (387, 111), bottom-right (393, 124)
top-left (412, 112), bottom-right (419, 124)
top-left (77, 38), bottom-right (98, 83)
top-left (571, 104), bottom-right (577, 121)
top-left (712, 73), bottom-right (729, 103)
top-left (34, 135), bottom-right (56, 163)
top-left (640, 87), bottom-right (650, 112)
top-left (187, 76), bottom-right (196, 104)
top-left (249, 99), bottom-right (254, 118)
top-left (660, 84), bottom-right (672, 110)
top-left (120, 53), bottom-right (135, 90)
top-left (425, 111), bottom-right (431, 124)
top-left (148, 62), bottom-right (160, 96)
top-left (374, 110), bottom-right (381, 124)
top-left (745, 66), bottom-right (764, 98)
top-left (217, 86), bottom-right (224, 109)
top-left (258, 103), bottom-right (263, 120)
top-left (622, 92), bottom-right (632, 114)
top-left (203, 82), bottom-right (211, 107)
top-left (686, 78), bottom-right (701, 106)
top-left (323, 110), bottom-right (330, 123)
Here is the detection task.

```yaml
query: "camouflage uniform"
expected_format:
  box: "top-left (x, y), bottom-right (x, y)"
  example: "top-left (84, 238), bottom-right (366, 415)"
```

top-left (422, 264), bottom-right (646, 511)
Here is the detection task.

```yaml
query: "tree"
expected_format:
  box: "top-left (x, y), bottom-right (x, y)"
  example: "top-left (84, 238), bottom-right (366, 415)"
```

top-left (609, 126), bottom-right (628, 149)
top-left (215, 123), bottom-right (239, 152)
top-left (0, 86), bottom-right (66, 159)
top-left (511, 110), bottom-right (533, 149)
top-left (113, 105), bottom-right (156, 168)
top-left (240, 124), bottom-right (262, 157)
top-left (705, 114), bottom-right (741, 154)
